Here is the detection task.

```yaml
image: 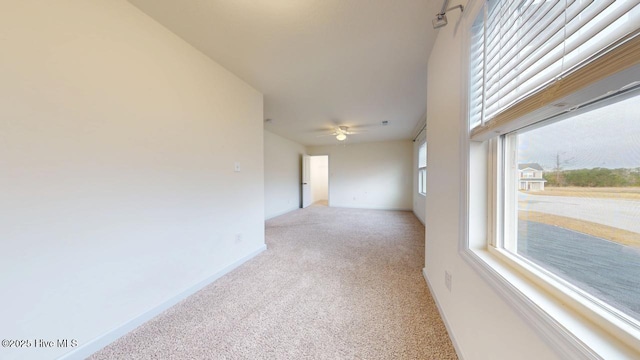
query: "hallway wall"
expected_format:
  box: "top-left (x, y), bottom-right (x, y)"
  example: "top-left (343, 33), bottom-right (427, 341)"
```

top-left (264, 131), bottom-right (307, 219)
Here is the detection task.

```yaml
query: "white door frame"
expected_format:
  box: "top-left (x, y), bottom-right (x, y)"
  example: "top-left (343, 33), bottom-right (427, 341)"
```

top-left (302, 155), bottom-right (312, 208)
top-left (301, 154), bottom-right (330, 208)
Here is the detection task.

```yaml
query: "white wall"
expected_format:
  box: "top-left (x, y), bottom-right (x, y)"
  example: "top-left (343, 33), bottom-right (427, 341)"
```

top-left (423, 3), bottom-right (560, 360)
top-left (308, 140), bottom-right (412, 210)
top-left (0, 1), bottom-right (264, 359)
top-left (264, 130), bottom-right (307, 219)
top-left (310, 156), bottom-right (329, 204)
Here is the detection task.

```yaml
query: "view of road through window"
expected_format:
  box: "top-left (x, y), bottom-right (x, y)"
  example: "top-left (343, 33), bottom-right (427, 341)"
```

top-left (515, 93), bottom-right (640, 323)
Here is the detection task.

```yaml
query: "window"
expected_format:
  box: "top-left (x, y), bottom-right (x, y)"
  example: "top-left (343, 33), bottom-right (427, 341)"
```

top-left (418, 141), bottom-right (427, 195)
top-left (503, 91), bottom-right (640, 325)
top-left (466, 0), bottom-right (640, 355)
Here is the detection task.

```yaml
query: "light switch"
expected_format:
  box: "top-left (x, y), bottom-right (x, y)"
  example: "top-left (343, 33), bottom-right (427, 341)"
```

top-left (234, 162), bottom-right (241, 172)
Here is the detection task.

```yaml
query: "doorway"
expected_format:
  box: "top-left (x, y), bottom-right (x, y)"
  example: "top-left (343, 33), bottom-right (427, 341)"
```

top-left (302, 155), bottom-right (329, 208)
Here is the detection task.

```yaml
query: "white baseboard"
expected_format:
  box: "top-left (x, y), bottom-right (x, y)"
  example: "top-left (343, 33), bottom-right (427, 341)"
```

top-left (328, 204), bottom-right (412, 211)
top-left (265, 206), bottom-right (299, 220)
top-left (59, 244), bottom-right (267, 360)
top-left (422, 267), bottom-right (466, 360)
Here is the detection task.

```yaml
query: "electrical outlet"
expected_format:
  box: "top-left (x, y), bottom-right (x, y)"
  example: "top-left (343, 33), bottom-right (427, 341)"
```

top-left (234, 162), bottom-right (241, 172)
top-left (445, 271), bottom-right (452, 292)
top-left (235, 233), bottom-right (242, 244)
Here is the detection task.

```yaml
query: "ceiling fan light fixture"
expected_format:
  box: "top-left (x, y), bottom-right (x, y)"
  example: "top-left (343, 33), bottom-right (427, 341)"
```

top-left (336, 133), bottom-right (347, 141)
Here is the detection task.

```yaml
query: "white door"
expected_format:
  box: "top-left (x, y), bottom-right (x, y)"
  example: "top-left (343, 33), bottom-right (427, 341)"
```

top-left (302, 155), bottom-right (312, 208)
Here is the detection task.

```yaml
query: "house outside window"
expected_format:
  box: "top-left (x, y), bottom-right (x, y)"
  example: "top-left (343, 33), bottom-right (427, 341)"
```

top-left (518, 163), bottom-right (546, 191)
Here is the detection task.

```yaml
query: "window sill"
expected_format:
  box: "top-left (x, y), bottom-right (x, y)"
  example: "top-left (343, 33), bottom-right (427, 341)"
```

top-left (460, 246), bottom-right (640, 360)
top-left (418, 192), bottom-right (426, 197)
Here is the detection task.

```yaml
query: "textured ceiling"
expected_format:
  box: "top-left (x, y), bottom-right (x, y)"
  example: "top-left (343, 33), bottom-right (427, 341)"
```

top-left (129, 0), bottom-right (440, 146)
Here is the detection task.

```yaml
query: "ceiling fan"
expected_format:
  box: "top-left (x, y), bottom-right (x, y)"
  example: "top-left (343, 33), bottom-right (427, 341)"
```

top-left (334, 126), bottom-right (354, 141)
top-left (318, 125), bottom-right (363, 141)
top-left (315, 122), bottom-right (382, 141)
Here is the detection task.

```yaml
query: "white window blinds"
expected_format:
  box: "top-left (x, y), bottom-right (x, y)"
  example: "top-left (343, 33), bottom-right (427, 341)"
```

top-left (470, 0), bottom-right (640, 137)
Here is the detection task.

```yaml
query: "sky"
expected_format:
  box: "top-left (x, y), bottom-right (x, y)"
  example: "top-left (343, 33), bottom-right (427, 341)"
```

top-left (517, 93), bottom-right (640, 170)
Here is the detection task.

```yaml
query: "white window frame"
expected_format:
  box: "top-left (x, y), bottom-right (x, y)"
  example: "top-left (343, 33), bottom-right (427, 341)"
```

top-left (460, 1), bottom-right (640, 359)
top-left (418, 141), bottom-right (427, 195)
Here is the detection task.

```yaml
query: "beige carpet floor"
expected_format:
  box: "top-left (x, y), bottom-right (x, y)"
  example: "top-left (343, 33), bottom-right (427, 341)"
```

top-left (90, 205), bottom-right (457, 359)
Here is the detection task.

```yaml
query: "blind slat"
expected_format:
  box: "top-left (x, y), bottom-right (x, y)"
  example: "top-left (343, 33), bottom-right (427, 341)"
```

top-left (470, 0), bottom-right (640, 134)
top-left (484, 0), bottom-right (636, 116)
top-left (495, 0), bottom-right (587, 81)
top-left (484, 1), bottom-right (567, 87)
top-left (471, 33), bottom-right (640, 141)
top-left (486, 0), bottom-right (615, 103)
